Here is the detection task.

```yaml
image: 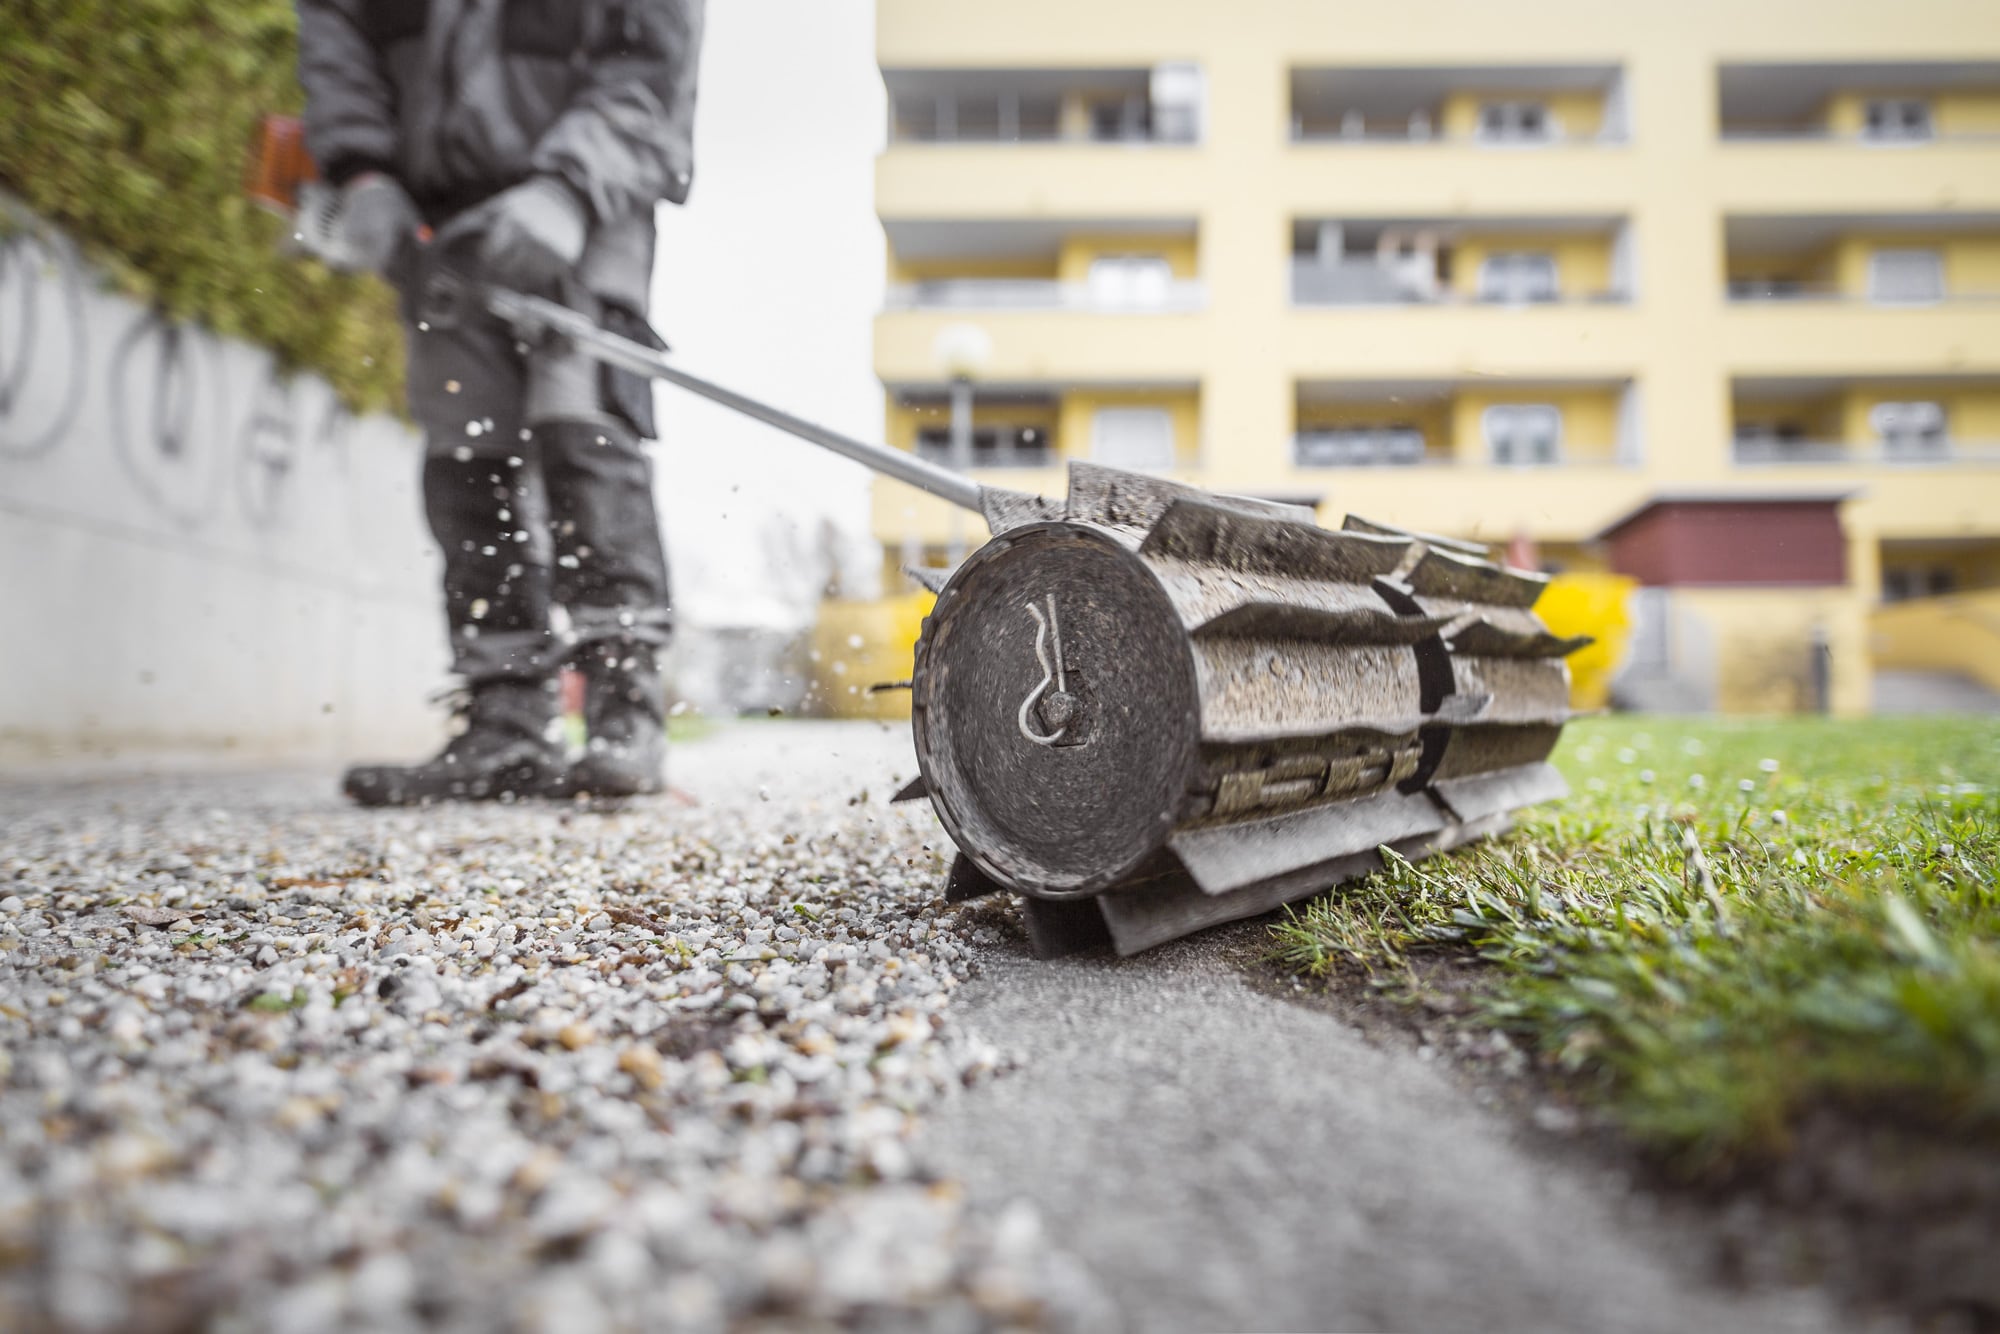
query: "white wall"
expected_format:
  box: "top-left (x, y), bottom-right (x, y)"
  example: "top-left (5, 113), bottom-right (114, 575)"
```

top-left (0, 211), bottom-right (445, 766)
top-left (651, 0), bottom-right (886, 630)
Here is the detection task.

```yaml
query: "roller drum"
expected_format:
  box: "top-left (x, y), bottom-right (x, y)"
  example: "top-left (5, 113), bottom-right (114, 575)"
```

top-left (909, 462), bottom-right (1588, 957)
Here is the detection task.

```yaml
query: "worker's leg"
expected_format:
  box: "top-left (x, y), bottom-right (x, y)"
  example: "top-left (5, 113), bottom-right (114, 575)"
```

top-left (527, 301), bottom-right (673, 797)
top-left (342, 313), bottom-right (564, 806)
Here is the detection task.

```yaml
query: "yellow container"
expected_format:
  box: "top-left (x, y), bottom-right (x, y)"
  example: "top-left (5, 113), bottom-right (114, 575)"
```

top-left (807, 592), bottom-right (934, 719)
top-left (1535, 572), bottom-right (1636, 711)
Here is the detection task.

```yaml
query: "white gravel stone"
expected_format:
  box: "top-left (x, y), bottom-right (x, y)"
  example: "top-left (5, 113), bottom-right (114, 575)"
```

top-left (0, 745), bottom-right (1092, 1330)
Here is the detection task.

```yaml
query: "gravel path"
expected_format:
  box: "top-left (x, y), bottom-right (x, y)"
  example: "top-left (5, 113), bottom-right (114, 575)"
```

top-left (0, 723), bottom-right (1102, 1332)
top-left (3, 721), bottom-right (1872, 1332)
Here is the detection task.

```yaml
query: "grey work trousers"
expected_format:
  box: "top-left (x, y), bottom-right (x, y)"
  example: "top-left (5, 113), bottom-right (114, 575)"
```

top-left (403, 294), bottom-right (673, 686)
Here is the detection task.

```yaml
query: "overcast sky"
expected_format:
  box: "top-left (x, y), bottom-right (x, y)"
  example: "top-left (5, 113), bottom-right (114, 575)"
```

top-left (650, 0), bottom-right (885, 630)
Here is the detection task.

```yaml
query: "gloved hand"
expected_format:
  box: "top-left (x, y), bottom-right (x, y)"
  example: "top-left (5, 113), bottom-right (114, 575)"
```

top-left (438, 176), bottom-right (589, 292)
top-left (333, 173), bottom-right (422, 276)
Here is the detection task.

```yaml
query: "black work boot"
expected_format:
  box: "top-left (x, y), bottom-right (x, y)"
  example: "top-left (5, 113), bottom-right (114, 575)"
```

top-left (563, 647), bottom-right (667, 798)
top-left (343, 680), bottom-right (564, 807)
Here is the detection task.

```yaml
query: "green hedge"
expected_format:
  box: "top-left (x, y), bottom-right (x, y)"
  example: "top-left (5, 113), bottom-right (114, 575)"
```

top-left (0, 1), bottom-right (403, 413)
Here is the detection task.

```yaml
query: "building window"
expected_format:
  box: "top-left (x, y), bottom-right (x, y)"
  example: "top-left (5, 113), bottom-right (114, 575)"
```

top-left (1149, 63), bottom-right (1204, 143)
top-left (1869, 400), bottom-right (1947, 458)
top-left (1090, 407), bottom-right (1176, 472)
top-left (915, 424), bottom-right (1052, 470)
top-left (1483, 404), bottom-right (1563, 465)
top-left (1088, 95), bottom-right (1153, 142)
top-left (1294, 426), bottom-right (1426, 468)
top-left (1477, 252), bottom-right (1560, 304)
top-left (1862, 97), bottom-right (1933, 141)
top-left (1085, 255), bottom-right (1174, 309)
top-left (1883, 565), bottom-right (1958, 602)
top-left (1867, 248), bottom-right (1945, 304)
top-left (1475, 100), bottom-right (1555, 142)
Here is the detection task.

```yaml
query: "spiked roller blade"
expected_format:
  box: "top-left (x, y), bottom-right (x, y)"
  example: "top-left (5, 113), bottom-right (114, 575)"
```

top-left (910, 462), bottom-right (1589, 958)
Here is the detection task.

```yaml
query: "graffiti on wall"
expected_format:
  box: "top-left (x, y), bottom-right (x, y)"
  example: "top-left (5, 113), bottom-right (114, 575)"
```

top-left (0, 222), bottom-right (88, 460)
top-left (0, 211), bottom-right (360, 534)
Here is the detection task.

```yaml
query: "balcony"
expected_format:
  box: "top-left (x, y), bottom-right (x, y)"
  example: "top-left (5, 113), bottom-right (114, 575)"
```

top-left (1732, 376), bottom-right (2000, 468)
top-left (1724, 213), bottom-right (2000, 305)
top-left (884, 65), bottom-right (1204, 146)
top-left (908, 396), bottom-right (1057, 471)
top-left (1293, 260), bottom-right (1628, 307)
top-left (1293, 377), bottom-right (1639, 472)
top-left (878, 218), bottom-right (1207, 381)
top-left (874, 383), bottom-right (1201, 546)
top-left (1734, 438), bottom-right (2000, 467)
top-left (885, 277), bottom-right (1205, 313)
top-left (1713, 63), bottom-right (2000, 211)
top-left (1289, 217), bottom-right (1632, 307)
top-left (1289, 64), bottom-right (1629, 146)
top-left (1726, 282), bottom-right (2000, 304)
top-left (1718, 61), bottom-right (2000, 142)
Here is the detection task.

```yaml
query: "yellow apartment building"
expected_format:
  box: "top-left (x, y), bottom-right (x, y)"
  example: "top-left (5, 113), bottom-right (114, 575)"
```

top-left (848, 0), bottom-right (2000, 716)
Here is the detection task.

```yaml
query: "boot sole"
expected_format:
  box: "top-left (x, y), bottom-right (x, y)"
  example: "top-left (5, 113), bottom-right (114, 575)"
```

top-left (344, 757), bottom-right (564, 808)
top-left (550, 766), bottom-right (666, 800)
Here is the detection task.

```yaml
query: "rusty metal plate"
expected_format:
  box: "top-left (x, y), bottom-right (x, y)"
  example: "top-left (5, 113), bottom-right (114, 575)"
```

top-left (1341, 514), bottom-right (1491, 558)
top-left (1192, 641), bottom-right (1426, 744)
top-left (1191, 604), bottom-right (1451, 645)
top-left (1402, 547), bottom-right (1549, 608)
top-left (1444, 617), bottom-right (1593, 659)
top-left (1167, 786), bottom-right (1449, 897)
top-left (1146, 557), bottom-right (1387, 632)
top-left (1429, 722), bottom-right (1568, 783)
top-left (1140, 499), bottom-right (1411, 583)
top-left (980, 486), bottom-right (1065, 536)
top-left (1447, 657), bottom-right (1572, 725)
top-left (1100, 812), bottom-right (1513, 956)
top-left (1431, 762), bottom-right (1569, 825)
top-left (1064, 462), bottom-right (1315, 532)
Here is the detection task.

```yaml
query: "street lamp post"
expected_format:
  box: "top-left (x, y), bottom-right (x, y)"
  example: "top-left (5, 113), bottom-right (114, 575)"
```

top-left (931, 324), bottom-right (993, 567)
top-left (947, 374), bottom-right (973, 563)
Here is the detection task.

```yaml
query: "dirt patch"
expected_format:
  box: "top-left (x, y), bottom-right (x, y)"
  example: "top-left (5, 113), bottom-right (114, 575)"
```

top-left (1708, 1109), bottom-right (2000, 1331)
top-left (1243, 940), bottom-right (2000, 1333)
top-left (653, 1011), bottom-right (740, 1061)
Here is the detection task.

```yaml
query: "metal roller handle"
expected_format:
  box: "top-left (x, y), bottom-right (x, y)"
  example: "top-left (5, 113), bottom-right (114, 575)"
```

top-left (478, 284), bottom-right (987, 514)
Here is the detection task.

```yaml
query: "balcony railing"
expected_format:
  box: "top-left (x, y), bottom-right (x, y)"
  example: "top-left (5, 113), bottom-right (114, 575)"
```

top-left (884, 278), bottom-right (1207, 313)
top-left (1291, 126), bottom-right (1627, 146)
top-left (890, 123), bottom-right (1198, 146)
top-left (1733, 437), bottom-right (2000, 465)
top-left (1291, 260), bottom-right (1626, 307)
top-left (1727, 281), bottom-right (2000, 304)
top-left (889, 95), bottom-right (1200, 146)
top-left (1719, 126), bottom-right (2000, 143)
top-left (1290, 432), bottom-right (1631, 468)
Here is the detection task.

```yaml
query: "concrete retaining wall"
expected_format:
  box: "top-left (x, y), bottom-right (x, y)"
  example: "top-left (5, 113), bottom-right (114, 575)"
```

top-left (0, 210), bottom-right (447, 766)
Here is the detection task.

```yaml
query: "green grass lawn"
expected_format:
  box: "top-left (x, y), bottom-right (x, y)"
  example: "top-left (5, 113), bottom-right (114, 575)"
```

top-left (1271, 715), bottom-right (2000, 1173)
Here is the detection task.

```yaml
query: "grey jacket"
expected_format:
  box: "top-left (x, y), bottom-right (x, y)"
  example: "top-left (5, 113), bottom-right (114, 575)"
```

top-left (297, 0), bottom-right (703, 301)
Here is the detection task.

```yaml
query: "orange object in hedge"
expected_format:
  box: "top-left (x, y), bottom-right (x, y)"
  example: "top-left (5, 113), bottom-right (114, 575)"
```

top-left (246, 114), bottom-right (317, 215)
